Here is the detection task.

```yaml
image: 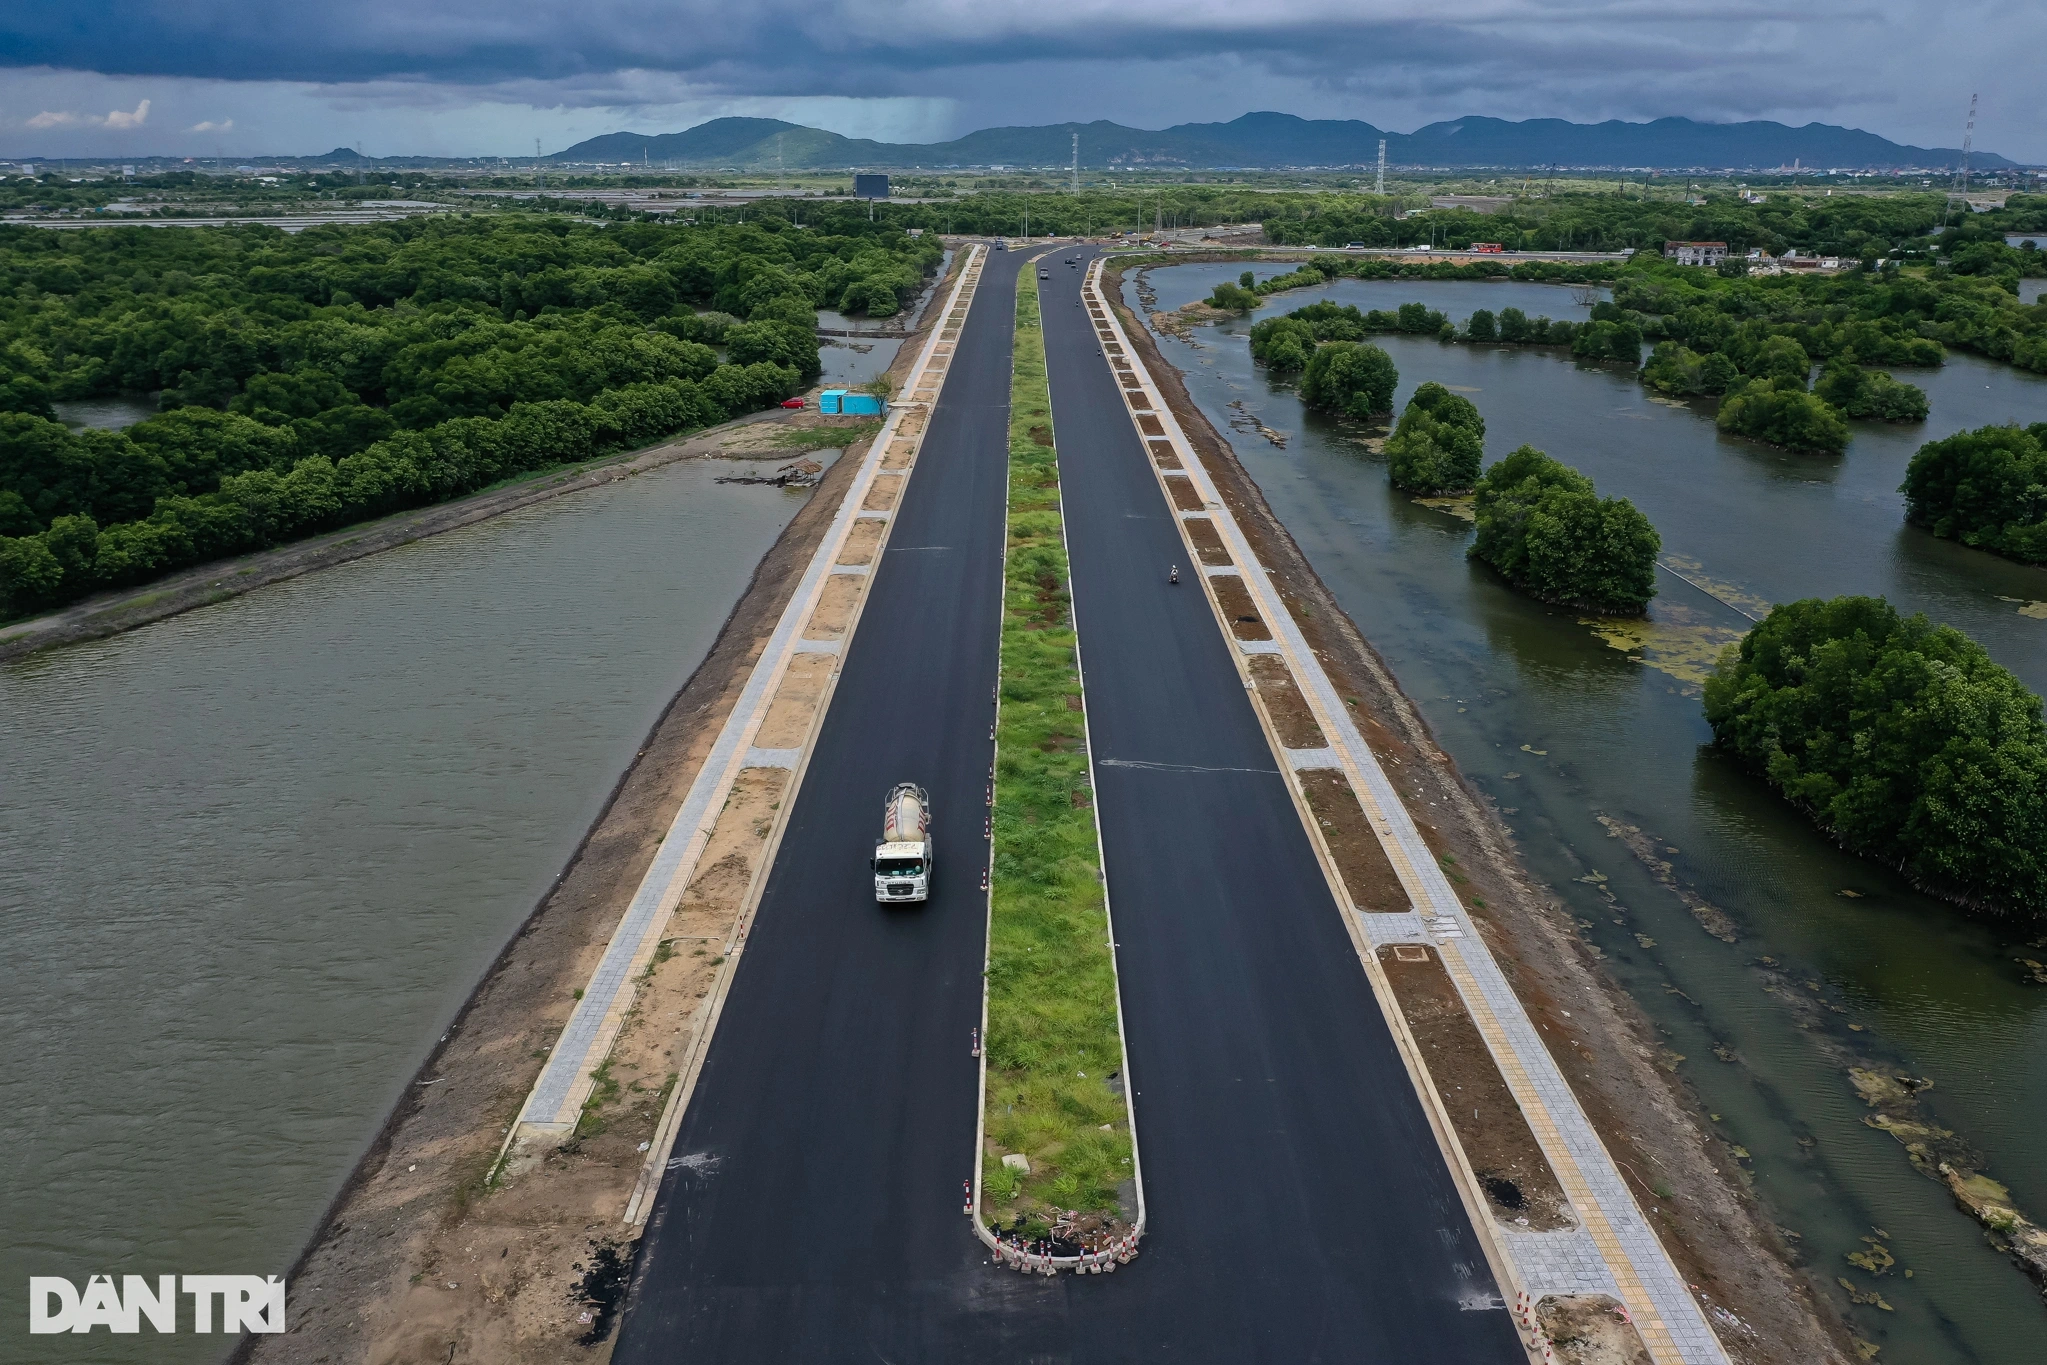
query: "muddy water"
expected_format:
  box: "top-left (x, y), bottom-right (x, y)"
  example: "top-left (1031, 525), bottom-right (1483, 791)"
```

top-left (52, 395), bottom-right (159, 431)
top-left (0, 456), bottom-right (821, 1363)
top-left (1134, 263), bottom-right (2047, 1364)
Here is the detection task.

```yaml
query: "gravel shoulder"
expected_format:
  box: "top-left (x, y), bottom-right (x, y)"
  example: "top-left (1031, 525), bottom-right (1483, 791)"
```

top-left (1102, 257), bottom-right (1854, 1365)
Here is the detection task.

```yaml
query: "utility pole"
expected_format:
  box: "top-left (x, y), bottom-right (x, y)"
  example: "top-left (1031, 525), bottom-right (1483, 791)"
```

top-left (1375, 139), bottom-right (1386, 196)
top-left (1071, 131), bottom-right (1079, 195)
top-left (1942, 93), bottom-right (1977, 232)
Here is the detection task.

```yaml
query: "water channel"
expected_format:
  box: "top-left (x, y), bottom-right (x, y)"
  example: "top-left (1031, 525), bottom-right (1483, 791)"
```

top-left (1132, 263), bottom-right (2047, 1365)
top-left (0, 454), bottom-right (821, 1362)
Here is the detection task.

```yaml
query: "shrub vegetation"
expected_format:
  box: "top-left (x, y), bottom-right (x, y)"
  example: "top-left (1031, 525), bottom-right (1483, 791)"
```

top-left (1470, 445), bottom-right (1660, 613)
top-left (1900, 422), bottom-right (2047, 563)
top-left (1298, 341), bottom-right (1399, 418)
top-left (1385, 381), bottom-right (1485, 493)
top-left (1715, 378), bottom-right (1851, 454)
top-left (0, 212), bottom-right (940, 616)
top-left (1704, 596), bottom-right (2047, 918)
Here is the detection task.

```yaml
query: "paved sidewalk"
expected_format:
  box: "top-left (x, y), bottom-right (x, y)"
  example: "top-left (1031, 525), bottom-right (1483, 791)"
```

top-left (1085, 258), bottom-right (1730, 1365)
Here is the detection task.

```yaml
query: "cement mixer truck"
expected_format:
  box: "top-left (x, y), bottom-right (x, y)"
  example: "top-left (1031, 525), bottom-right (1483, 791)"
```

top-left (871, 782), bottom-right (934, 903)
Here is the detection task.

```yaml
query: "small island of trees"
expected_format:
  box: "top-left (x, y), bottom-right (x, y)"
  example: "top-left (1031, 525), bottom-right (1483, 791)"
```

top-left (1298, 342), bottom-right (1400, 420)
top-left (1384, 382), bottom-right (1484, 494)
top-left (1901, 421), bottom-right (2047, 564)
top-left (1469, 446), bottom-right (1660, 615)
top-left (1704, 595), bottom-right (2047, 919)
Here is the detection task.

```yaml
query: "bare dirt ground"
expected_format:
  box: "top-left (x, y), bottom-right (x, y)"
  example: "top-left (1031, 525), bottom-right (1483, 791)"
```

top-left (1379, 943), bottom-right (1573, 1230)
top-left (1542, 1294), bottom-right (1657, 1365)
top-left (1298, 769), bottom-right (1412, 914)
top-left (1104, 261), bottom-right (1854, 1365)
top-left (1246, 654), bottom-right (1325, 749)
top-left (237, 268), bottom-right (959, 1365)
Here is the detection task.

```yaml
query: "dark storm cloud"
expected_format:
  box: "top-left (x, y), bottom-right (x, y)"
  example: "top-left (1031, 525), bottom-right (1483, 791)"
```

top-left (0, 1), bottom-right (1883, 94)
top-left (1, 1), bottom-right (2038, 156)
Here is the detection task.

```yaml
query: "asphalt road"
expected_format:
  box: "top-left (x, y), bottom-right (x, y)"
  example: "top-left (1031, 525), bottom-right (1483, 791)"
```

top-left (613, 245), bottom-right (1056, 1362)
top-left (613, 247), bottom-right (1523, 1361)
top-left (1038, 250), bottom-right (1521, 1358)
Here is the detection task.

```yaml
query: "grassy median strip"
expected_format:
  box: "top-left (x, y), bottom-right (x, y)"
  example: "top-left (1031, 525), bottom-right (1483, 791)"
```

top-left (981, 264), bottom-right (1134, 1242)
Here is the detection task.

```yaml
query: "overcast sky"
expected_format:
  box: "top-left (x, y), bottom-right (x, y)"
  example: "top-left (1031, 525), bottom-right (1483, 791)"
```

top-left (2, 1), bottom-right (2039, 163)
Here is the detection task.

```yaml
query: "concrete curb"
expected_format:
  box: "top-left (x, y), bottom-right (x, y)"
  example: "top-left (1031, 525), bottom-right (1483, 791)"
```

top-left (490, 247), bottom-right (989, 1200)
top-left (1084, 255), bottom-right (1730, 1365)
top-left (971, 249), bottom-right (1147, 1277)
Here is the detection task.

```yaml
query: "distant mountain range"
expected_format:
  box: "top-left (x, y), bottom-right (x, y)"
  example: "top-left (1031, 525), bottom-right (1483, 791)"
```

top-left (552, 111), bottom-right (2015, 172)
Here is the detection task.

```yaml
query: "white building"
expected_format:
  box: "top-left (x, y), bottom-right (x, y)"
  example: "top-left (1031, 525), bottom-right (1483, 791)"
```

top-left (1663, 240), bottom-right (1729, 267)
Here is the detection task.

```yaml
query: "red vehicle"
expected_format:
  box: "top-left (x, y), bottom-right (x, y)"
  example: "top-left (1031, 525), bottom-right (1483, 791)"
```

top-left (780, 397), bottom-right (806, 409)
top-left (1469, 242), bottom-right (1505, 253)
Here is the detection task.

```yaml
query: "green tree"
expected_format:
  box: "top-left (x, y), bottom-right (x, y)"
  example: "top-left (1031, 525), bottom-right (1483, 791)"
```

top-left (1813, 361), bottom-right (1929, 422)
top-left (1384, 382), bottom-right (1485, 493)
top-left (1746, 334), bottom-right (1814, 387)
top-left (1900, 422), bottom-right (2047, 562)
top-left (1704, 596), bottom-right (2047, 917)
top-left (1247, 315), bottom-right (1317, 372)
top-left (1716, 379), bottom-right (1850, 454)
top-left (1470, 445), bottom-right (1659, 613)
top-left (1466, 308), bottom-right (1497, 342)
top-left (1207, 281), bottom-right (1259, 312)
top-left (1299, 342), bottom-right (1399, 419)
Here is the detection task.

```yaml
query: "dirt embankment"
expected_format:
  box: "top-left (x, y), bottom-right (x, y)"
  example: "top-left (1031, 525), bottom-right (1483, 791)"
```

top-left (1102, 260), bottom-right (1854, 1365)
top-left (236, 268), bottom-right (957, 1365)
top-left (0, 408), bottom-right (876, 665)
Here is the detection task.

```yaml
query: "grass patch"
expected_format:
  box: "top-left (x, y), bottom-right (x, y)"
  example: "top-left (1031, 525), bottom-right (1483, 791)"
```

top-left (574, 1058), bottom-right (621, 1139)
top-left (768, 418), bottom-right (883, 451)
top-left (981, 262), bottom-right (1133, 1239)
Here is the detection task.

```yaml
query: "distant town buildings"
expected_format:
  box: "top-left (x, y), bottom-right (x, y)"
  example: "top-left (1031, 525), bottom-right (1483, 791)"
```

top-left (1663, 240), bottom-right (1729, 267)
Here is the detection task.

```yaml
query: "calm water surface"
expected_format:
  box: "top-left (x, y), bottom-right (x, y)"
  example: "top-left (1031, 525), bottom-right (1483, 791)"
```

top-left (0, 455), bottom-right (818, 1362)
top-left (1135, 264), bottom-right (2047, 1364)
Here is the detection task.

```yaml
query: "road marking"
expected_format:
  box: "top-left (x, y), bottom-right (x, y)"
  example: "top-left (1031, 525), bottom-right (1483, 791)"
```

top-left (1096, 757), bottom-right (1278, 775)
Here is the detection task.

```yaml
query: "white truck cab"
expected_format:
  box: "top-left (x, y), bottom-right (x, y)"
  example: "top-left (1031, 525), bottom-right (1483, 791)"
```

top-left (873, 783), bottom-right (934, 903)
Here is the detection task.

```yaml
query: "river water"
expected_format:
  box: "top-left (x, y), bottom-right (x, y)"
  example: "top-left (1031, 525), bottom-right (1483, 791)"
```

top-left (1134, 264), bottom-right (2047, 1364)
top-left (0, 455), bottom-right (818, 1362)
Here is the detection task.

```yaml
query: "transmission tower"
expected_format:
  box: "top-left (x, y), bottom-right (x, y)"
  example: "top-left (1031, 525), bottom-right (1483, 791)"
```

top-left (1071, 131), bottom-right (1079, 195)
top-left (1942, 93), bottom-right (1977, 231)
top-left (1375, 139), bottom-right (1386, 196)
top-left (534, 138), bottom-right (543, 189)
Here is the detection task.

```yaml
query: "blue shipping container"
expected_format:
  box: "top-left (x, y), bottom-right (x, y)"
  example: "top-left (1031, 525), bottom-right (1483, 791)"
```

top-left (819, 389), bottom-right (886, 416)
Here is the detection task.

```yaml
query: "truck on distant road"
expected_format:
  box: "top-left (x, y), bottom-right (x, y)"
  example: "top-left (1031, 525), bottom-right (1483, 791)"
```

top-left (872, 783), bottom-right (934, 903)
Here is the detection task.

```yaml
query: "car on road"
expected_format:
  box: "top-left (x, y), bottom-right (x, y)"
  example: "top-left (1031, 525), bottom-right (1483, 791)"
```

top-left (779, 397), bottom-right (805, 409)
